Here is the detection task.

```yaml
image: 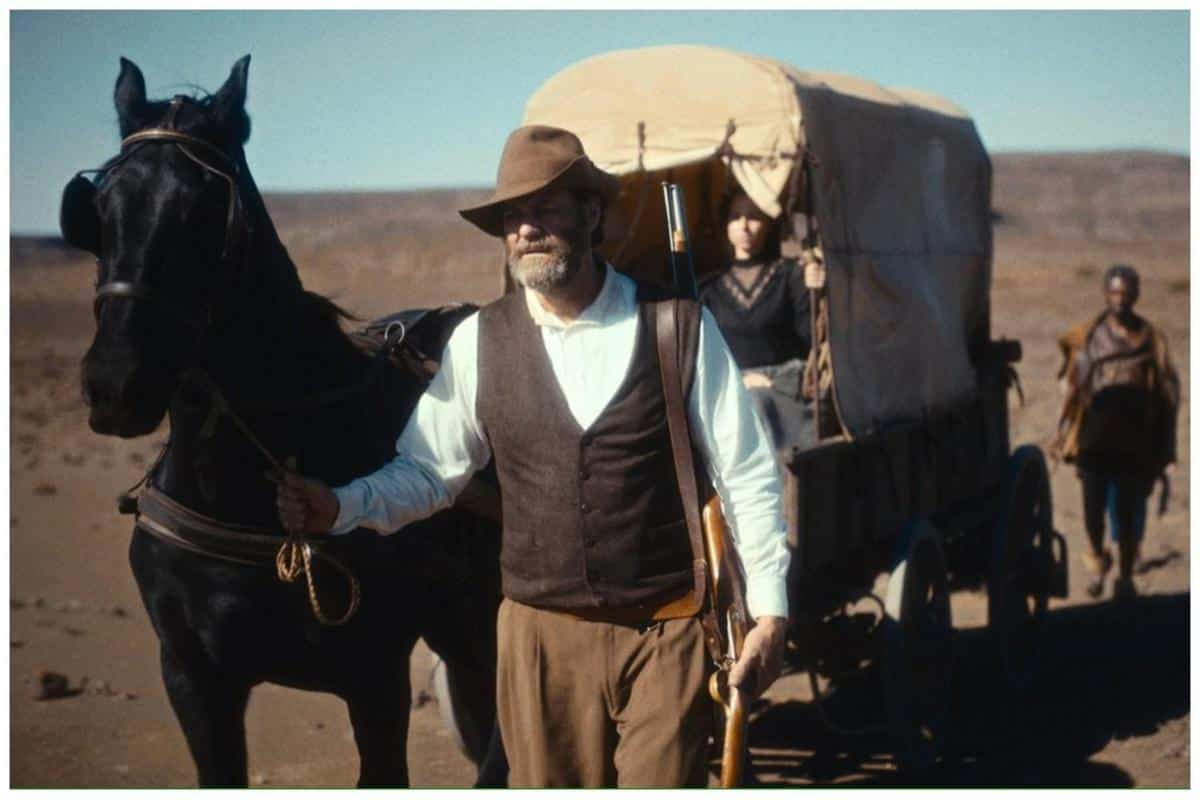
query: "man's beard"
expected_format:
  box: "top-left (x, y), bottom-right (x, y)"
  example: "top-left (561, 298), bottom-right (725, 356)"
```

top-left (507, 242), bottom-right (584, 292)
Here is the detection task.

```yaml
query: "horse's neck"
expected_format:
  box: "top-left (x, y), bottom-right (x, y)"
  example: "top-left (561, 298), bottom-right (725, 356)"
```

top-left (153, 173), bottom-right (371, 526)
top-left (206, 166), bottom-right (358, 397)
top-left (155, 301), bottom-right (369, 526)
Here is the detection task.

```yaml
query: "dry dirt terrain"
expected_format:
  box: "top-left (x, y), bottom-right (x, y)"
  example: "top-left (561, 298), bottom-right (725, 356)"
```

top-left (9, 151), bottom-right (1189, 787)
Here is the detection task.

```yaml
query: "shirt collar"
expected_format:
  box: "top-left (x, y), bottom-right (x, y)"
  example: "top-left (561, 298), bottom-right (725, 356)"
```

top-left (524, 261), bottom-right (631, 330)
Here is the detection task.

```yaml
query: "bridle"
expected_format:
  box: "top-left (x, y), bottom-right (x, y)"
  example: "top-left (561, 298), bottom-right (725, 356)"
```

top-left (82, 97), bottom-right (247, 334)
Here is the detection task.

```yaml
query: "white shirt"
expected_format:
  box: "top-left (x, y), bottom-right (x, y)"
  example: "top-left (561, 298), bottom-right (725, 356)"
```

top-left (332, 264), bottom-right (791, 619)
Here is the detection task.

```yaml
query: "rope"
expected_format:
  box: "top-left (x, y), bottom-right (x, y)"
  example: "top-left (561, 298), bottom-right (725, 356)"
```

top-left (186, 370), bottom-right (362, 626)
top-left (275, 533), bottom-right (361, 626)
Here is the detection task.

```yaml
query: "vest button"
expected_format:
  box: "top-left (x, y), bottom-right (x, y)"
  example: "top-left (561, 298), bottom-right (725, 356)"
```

top-left (580, 502), bottom-right (590, 513)
top-left (579, 469), bottom-right (590, 480)
top-left (580, 433), bottom-right (593, 446)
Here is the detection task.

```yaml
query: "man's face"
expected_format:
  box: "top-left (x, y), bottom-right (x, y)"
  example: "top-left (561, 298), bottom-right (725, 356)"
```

top-left (502, 188), bottom-right (595, 292)
top-left (1107, 276), bottom-right (1135, 316)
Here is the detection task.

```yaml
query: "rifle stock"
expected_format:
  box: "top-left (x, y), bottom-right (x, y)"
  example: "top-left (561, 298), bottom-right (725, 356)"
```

top-left (702, 495), bottom-right (750, 788)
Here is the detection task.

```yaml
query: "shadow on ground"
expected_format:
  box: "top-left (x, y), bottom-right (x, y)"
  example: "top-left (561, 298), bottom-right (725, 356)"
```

top-left (746, 591), bottom-right (1189, 786)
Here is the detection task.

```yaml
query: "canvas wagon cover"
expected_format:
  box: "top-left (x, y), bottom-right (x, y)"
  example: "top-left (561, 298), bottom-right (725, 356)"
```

top-left (524, 45), bottom-right (992, 435)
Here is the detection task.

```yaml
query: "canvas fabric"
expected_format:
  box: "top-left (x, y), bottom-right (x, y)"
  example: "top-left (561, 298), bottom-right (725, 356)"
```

top-left (522, 44), bottom-right (991, 434)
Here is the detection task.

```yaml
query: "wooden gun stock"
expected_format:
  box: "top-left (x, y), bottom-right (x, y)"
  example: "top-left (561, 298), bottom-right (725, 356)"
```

top-left (702, 495), bottom-right (750, 788)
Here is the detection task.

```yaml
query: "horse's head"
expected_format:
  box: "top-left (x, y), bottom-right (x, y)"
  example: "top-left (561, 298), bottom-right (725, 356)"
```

top-left (66, 56), bottom-right (254, 437)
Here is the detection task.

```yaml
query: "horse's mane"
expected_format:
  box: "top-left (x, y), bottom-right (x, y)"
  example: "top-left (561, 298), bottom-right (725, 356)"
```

top-left (296, 290), bottom-right (364, 360)
top-left (302, 290), bottom-right (358, 327)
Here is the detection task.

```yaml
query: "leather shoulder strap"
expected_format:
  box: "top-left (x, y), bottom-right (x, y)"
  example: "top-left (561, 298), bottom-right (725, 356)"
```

top-left (655, 299), bottom-right (709, 610)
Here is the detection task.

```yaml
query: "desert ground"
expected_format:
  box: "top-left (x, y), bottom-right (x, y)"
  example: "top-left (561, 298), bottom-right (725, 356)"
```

top-left (9, 151), bottom-right (1189, 787)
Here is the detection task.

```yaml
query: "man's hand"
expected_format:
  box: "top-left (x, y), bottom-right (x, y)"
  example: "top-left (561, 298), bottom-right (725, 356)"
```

top-left (728, 615), bottom-right (787, 699)
top-left (268, 468), bottom-right (339, 535)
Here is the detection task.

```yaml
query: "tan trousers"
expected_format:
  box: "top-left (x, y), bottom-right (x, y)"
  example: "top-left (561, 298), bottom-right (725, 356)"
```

top-left (496, 598), bottom-right (712, 788)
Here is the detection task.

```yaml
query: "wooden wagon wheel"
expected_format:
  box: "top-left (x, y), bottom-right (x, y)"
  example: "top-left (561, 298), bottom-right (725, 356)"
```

top-left (883, 520), bottom-right (953, 775)
top-left (988, 444), bottom-right (1054, 694)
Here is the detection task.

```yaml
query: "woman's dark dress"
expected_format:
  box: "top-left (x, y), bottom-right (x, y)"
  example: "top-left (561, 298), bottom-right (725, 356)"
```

top-left (699, 256), bottom-right (814, 452)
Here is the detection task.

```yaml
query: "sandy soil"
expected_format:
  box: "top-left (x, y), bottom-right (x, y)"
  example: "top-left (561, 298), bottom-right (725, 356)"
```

top-left (9, 191), bottom-right (1190, 787)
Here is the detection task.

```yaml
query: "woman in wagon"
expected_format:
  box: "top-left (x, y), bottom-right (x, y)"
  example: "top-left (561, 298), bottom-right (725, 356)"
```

top-left (1052, 264), bottom-right (1179, 600)
top-left (699, 182), bottom-right (815, 452)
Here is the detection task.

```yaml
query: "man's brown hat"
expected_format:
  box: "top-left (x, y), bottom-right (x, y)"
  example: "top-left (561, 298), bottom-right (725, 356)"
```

top-left (459, 125), bottom-right (620, 237)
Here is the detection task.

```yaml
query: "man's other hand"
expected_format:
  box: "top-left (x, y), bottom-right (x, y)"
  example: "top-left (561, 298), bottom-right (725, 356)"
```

top-left (728, 615), bottom-right (787, 699)
top-left (268, 469), bottom-right (339, 535)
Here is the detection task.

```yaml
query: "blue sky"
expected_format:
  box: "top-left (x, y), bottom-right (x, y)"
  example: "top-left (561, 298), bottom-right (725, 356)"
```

top-left (10, 9), bottom-right (1190, 234)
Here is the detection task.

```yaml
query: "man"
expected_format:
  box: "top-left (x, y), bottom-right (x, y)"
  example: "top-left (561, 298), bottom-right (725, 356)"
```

top-left (1052, 264), bottom-right (1179, 600)
top-left (274, 125), bottom-right (790, 787)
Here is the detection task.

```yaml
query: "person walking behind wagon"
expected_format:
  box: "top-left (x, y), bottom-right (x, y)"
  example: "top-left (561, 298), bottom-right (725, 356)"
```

top-left (699, 184), bottom-right (814, 452)
top-left (272, 125), bottom-right (790, 787)
top-left (1052, 264), bottom-right (1179, 600)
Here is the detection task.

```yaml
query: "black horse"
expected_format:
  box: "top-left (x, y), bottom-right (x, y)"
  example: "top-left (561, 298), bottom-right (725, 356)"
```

top-left (60, 55), bottom-right (504, 787)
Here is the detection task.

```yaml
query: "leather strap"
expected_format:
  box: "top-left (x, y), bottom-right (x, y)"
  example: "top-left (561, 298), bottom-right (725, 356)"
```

top-left (136, 484), bottom-right (289, 564)
top-left (539, 583), bottom-right (697, 626)
top-left (655, 299), bottom-right (723, 662)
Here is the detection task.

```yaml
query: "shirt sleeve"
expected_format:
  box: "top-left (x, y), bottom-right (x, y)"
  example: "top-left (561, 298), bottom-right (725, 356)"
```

top-left (687, 307), bottom-right (791, 619)
top-left (330, 312), bottom-right (492, 535)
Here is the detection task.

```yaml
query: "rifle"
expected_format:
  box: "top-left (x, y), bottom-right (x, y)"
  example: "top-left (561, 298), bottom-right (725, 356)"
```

top-left (662, 182), bottom-right (751, 788)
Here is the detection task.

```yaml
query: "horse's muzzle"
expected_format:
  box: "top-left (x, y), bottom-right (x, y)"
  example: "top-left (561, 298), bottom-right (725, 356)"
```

top-left (81, 348), bottom-right (172, 438)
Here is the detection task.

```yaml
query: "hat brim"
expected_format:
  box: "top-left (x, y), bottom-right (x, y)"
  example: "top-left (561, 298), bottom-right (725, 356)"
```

top-left (460, 157), bottom-right (620, 237)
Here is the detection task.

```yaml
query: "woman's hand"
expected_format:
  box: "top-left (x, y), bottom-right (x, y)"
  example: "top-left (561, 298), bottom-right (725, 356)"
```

top-left (742, 372), bottom-right (772, 390)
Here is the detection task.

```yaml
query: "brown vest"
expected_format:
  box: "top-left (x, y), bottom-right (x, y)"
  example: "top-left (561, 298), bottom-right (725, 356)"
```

top-left (476, 283), bottom-right (702, 609)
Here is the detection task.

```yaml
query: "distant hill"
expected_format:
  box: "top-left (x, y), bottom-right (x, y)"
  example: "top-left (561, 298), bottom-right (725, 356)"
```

top-left (990, 150), bottom-right (1188, 242)
top-left (14, 151), bottom-right (1188, 268)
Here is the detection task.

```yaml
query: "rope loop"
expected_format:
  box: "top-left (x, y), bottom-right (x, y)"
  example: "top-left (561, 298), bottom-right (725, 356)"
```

top-left (275, 534), bottom-right (361, 626)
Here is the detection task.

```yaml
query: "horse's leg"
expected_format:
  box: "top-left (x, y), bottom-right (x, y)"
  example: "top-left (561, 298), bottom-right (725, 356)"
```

top-left (422, 600), bottom-right (506, 786)
top-left (160, 645), bottom-right (252, 788)
top-left (475, 722), bottom-right (509, 788)
top-left (131, 534), bottom-right (253, 788)
top-left (346, 668), bottom-right (412, 788)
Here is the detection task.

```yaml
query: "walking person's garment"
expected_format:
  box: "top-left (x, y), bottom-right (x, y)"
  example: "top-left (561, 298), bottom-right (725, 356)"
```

top-left (1079, 468), bottom-right (1156, 545)
top-left (1055, 307), bottom-right (1179, 597)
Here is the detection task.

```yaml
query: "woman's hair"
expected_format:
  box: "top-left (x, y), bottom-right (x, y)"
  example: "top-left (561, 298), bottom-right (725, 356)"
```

top-left (718, 185), bottom-right (783, 262)
top-left (1104, 263), bottom-right (1140, 303)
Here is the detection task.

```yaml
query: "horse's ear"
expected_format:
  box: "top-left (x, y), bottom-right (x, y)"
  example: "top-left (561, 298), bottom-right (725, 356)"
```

top-left (114, 57), bottom-right (147, 136)
top-left (212, 55), bottom-right (251, 140)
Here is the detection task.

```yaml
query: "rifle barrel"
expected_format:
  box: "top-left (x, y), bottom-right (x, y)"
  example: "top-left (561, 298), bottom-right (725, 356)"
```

top-left (661, 182), bottom-right (698, 299)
